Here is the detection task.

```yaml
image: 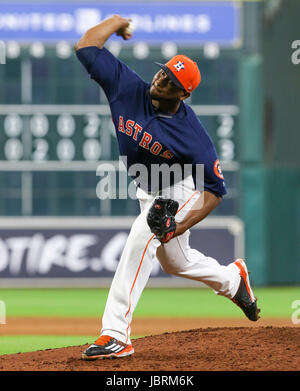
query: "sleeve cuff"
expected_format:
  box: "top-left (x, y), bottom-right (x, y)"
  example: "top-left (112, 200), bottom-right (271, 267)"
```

top-left (75, 46), bottom-right (101, 74)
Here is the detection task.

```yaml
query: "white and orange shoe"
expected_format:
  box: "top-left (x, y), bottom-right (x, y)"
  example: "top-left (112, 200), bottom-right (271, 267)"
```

top-left (82, 335), bottom-right (134, 360)
top-left (231, 259), bottom-right (261, 321)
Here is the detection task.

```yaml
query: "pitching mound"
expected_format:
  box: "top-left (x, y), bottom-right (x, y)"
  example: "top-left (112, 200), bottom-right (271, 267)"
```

top-left (0, 327), bottom-right (299, 371)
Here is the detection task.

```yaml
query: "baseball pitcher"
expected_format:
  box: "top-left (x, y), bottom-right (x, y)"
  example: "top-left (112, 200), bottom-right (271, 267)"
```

top-left (74, 15), bottom-right (260, 360)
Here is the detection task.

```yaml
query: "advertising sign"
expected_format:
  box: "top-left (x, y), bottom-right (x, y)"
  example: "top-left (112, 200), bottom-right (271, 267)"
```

top-left (0, 217), bottom-right (244, 286)
top-left (0, 2), bottom-right (241, 45)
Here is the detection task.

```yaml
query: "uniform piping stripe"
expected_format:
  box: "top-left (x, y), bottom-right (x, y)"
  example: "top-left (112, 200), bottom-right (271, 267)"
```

top-left (125, 234), bottom-right (155, 343)
top-left (124, 190), bottom-right (200, 344)
top-left (176, 191), bottom-right (200, 215)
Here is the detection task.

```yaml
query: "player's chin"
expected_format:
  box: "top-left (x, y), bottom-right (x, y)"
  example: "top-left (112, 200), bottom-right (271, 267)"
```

top-left (149, 86), bottom-right (159, 98)
top-left (149, 86), bottom-right (165, 100)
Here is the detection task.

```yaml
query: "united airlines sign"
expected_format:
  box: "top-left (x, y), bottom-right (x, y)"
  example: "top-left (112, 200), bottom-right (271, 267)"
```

top-left (0, 2), bottom-right (241, 46)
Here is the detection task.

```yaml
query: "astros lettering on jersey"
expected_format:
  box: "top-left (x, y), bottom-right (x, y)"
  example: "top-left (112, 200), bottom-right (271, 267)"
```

top-left (77, 47), bottom-right (226, 196)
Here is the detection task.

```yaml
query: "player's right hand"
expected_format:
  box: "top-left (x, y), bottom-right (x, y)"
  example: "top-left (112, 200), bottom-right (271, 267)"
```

top-left (115, 16), bottom-right (133, 40)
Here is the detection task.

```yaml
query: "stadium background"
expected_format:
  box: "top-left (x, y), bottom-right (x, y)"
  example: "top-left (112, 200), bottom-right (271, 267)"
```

top-left (0, 0), bottom-right (299, 355)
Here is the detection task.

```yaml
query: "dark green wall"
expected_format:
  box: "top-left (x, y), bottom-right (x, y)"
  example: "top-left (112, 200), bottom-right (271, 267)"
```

top-left (240, 0), bottom-right (300, 285)
top-left (263, 0), bottom-right (300, 167)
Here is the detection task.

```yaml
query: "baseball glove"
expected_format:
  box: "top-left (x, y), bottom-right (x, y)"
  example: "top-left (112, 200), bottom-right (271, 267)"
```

top-left (147, 197), bottom-right (179, 243)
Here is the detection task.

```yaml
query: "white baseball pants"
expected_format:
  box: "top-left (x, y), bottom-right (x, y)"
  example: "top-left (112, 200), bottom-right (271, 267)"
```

top-left (100, 176), bottom-right (241, 344)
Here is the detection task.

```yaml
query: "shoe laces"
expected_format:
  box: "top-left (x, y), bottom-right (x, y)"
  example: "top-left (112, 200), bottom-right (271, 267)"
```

top-left (94, 335), bottom-right (113, 346)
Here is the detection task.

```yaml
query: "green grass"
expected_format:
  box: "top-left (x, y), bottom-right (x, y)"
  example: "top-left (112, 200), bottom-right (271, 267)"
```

top-left (138, 287), bottom-right (300, 318)
top-left (0, 335), bottom-right (143, 356)
top-left (0, 287), bottom-right (298, 318)
top-left (0, 287), bottom-right (298, 356)
top-left (0, 335), bottom-right (96, 355)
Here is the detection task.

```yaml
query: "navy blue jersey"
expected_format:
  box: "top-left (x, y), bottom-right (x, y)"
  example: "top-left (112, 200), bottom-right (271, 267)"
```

top-left (76, 46), bottom-right (227, 197)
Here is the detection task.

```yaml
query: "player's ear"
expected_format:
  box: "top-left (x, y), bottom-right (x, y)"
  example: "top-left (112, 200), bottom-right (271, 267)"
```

top-left (180, 91), bottom-right (190, 101)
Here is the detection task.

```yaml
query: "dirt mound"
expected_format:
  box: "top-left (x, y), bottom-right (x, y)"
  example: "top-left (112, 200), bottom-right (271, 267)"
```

top-left (0, 327), bottom-right (299, 371)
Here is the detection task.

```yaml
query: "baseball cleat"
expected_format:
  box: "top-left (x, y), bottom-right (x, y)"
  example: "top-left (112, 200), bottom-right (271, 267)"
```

top-left (82, 335), bottom-right (134, 360)
top-left (231, 259), bottom-right (261, 321)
